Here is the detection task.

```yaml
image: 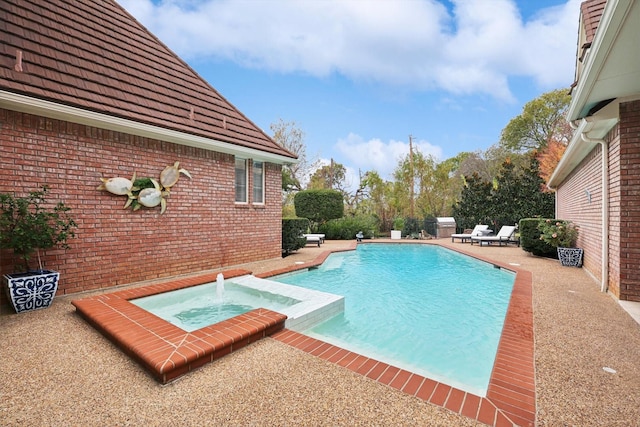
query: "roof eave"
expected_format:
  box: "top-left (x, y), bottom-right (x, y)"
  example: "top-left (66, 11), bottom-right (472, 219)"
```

top-left (0, 90), bottom-right (298, 165)
top-left (548, 120), bottom-right (592, 188)
top-left (567, 0), bottom-right (633, 122)
top-left (548, 115), bottom-right (616, 188)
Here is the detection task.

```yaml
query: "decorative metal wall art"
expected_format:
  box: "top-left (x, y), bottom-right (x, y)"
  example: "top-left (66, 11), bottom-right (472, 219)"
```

top-left (97, 162), bottom-right (191, 214)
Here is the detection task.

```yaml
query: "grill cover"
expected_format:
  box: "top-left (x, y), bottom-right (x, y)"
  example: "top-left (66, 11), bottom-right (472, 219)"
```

top-left (435, 217), bottom-right (456, 238)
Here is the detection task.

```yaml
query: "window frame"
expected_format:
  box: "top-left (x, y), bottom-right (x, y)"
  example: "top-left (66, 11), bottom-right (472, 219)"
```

top-left (234, 157), bottom-right (248, 204)
top-left (252, 160), bottom-right (265, 205)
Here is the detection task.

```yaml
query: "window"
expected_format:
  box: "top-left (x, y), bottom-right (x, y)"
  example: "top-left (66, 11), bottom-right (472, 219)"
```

top-left (235, 158), bottom-right (247, 203)
top-left (252, 161), bottom-right (264, 204)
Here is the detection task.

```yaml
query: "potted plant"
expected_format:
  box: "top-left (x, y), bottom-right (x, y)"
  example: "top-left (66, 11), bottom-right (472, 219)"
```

top-left (0, 186), bottom-right (77, 313)
top-left (391, 217), bottom-right (404, 240)
top-left (538, 219), bottom-right (582, 267)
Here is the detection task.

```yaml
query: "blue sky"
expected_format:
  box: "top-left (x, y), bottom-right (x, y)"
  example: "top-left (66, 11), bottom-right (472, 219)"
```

top-left (120, 0), bottom-right (582, 189)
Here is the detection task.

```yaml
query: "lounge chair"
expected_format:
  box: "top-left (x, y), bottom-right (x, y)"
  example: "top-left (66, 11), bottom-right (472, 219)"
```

top-left (303, 234), bottom-right (325, 246)
top-left (470, 225), bottom-right (517, 246)
top-left (451, 224), bottom-right (490, 243)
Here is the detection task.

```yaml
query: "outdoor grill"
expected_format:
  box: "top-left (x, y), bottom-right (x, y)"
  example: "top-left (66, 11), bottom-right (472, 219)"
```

top-left (435, 217), bottom-right (456, 238)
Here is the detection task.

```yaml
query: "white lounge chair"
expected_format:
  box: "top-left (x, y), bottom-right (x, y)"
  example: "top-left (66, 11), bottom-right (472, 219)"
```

top-left (303, 234), bottom-right (325, 247)
top-left (451, 224), bottom-right (489, 243)
top-left (470, 225), bottom-right (517, 246)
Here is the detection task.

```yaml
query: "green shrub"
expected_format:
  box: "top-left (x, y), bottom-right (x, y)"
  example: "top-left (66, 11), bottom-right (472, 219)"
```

top-left (0, 186), bottom-right (77, 271)
top-left (319, 215), bottom-right (378, 240)
top-left (392, 217), bottom-right (405, 230)
top-left (294, 189), bottom-right (344, 231)
top-left (539, 219), bottom-right (579, 248)
top-left (519, 218), bottom-right (557, 258)
top-left (282, 217), bottom-right (309, 256)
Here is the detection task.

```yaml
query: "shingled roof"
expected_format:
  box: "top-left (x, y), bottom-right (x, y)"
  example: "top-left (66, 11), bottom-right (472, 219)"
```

top-left (0, 0), bottom-right (296, 162)
top-left (580, 0), bottom-right (607, 43)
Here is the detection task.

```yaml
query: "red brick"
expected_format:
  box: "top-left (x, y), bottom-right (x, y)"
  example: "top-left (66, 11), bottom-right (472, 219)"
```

top-left (0, 109), bottom-right (284, 305)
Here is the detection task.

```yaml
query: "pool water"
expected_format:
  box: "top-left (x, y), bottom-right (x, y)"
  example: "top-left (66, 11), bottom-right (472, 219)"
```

top-left (131, 281), bottom-right (301, 332)
top-left (274, 244), bottom-right (515, 396)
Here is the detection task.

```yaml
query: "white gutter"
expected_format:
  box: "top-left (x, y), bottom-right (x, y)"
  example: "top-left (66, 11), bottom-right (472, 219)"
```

top-left (580, 122), bottom-right (609, 293)
top-left (0, 90), bottom-right (297, 165)
top-left (567, 0), bottom-right (632, 122)
top-left (548, 119), bottom-right (595, 188)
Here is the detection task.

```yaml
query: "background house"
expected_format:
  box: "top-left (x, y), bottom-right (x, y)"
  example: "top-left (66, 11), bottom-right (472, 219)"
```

top-left (0, 0), bottom-right (296, 309)
top-left (549, 0), bottom-right (640, 302)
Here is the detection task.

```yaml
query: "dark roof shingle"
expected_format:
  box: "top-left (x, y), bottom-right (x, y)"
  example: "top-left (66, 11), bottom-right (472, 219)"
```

top-left (0, 0), bottom-right (296, 160)
top-left (581, 0), bottom-right (607, 43)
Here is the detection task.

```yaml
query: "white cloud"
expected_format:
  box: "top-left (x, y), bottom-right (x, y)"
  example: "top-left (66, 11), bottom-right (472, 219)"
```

top-left (120, 0), bottom-right (580, 102)
top-left (335, 133), bottom-right (443, 181)
top-left (519, 0), bottom-right (584, 87)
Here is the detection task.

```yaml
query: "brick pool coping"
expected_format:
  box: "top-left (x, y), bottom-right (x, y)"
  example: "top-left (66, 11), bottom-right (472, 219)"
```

top-left (72, 242), bottom-right (534, 427)
top-left (72, 269), bottom-right (288, 384)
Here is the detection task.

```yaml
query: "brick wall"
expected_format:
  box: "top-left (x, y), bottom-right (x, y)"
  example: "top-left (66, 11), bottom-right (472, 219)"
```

top-left (608, 123), bottom-right (621, 299)
top-left (618, 100), bottom-right (640, 301)
top-left (556, 99), bottom-right (640, 301)
top-left (0, 109), bottom-right (283, 303)
top-left (556, 142), bottom-right (605, 289)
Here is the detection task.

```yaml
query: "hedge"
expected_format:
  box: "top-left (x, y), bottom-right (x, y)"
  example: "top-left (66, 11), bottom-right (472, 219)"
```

top-left (282, 217), bottom-right (309, 256)
top-left (519, 218), bottom-right (557, 258)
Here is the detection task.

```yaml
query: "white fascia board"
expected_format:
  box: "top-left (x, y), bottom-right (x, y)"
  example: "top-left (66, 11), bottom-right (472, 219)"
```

top-left (0, 90), bottom-right (298, 165)
top-left (548, 120), bottom-right (595, 188)
top-left (567, 0), bottom-right (632, 122)
top-left (548, 116), bottom-right (617, 188)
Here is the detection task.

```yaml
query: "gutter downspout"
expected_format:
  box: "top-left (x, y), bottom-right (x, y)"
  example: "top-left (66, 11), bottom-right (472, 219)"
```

top-left (581, 129), bottom-right (609, 293)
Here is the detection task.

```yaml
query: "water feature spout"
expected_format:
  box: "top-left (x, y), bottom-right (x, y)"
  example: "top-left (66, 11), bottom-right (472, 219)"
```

top-left (216, 273), bottom-right (225, 299)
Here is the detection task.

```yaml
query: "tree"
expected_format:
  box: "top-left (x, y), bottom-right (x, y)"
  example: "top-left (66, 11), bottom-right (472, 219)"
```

top-left (352, 170), bottom-right (395, 229)
top-left (391, 149), bottom-right (462, 219)
top-left (489, 156), bottom-right (553, 229)
top-left (455, 146), bottom-right (528, 184)
top-left (483, 144), bottom-right (529, 177)
top-left (392, 151), bottom-right (417, 217)
top-left (454, 151), bottom-right (491, 181)
top-left (517, 154), bottom-right (555, 217)
top-left (307, 159), bottom-right (347, 192)
top-left (294, 189), bottom-right (344, 232)
top-left (451, 173), bottom-right (493, 231)
top-left (428, 157), bottom-right (463, 217)
top-left (500, 88), bottom-right (572, 152)
top-left (490, 159), bottom-right (522, 228)
top-left (537, 139), bottom-right (567, 186)
top-left (270, 119), bottom-right (319, 192)
top-left (452, 155), bottom-right (554, 232)
top-left (271, 119), bottom-right (321, 217)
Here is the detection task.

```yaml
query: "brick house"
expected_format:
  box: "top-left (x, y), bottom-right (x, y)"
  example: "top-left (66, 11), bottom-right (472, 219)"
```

top-left (549, 0), bottom-right (640, 302)
top-left (0, 0), bottom-right (297, 306)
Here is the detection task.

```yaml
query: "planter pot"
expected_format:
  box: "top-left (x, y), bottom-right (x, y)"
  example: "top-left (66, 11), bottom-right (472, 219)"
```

top-left (390, 230), bottom-right (402, 240)
top-left (3, 270), bottom-right (60, 313)
top-left (557, 247), bottom-right (583, 267)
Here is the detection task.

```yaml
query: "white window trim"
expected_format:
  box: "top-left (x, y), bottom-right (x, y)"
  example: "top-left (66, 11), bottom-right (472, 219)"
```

top-left (235, 157), bottom-right (248, 204)
top-left (252, 161), bottom-right (265, 205)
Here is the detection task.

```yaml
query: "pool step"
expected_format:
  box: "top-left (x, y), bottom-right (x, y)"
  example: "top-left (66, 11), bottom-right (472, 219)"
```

top-left (231, 275), bottom-right (344, 331)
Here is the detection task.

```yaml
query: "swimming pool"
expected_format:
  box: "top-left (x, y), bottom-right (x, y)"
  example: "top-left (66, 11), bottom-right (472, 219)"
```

top-left (72, 245), bottom-right (535, 425)
top-left (131, 281), bottom-right (301, 332)
top-left (273, 244), bottom-right (515, 396)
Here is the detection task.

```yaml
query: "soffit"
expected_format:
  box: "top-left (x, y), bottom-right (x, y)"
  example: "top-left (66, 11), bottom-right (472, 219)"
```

top-left (569, 0), bottom-right (640, 122)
